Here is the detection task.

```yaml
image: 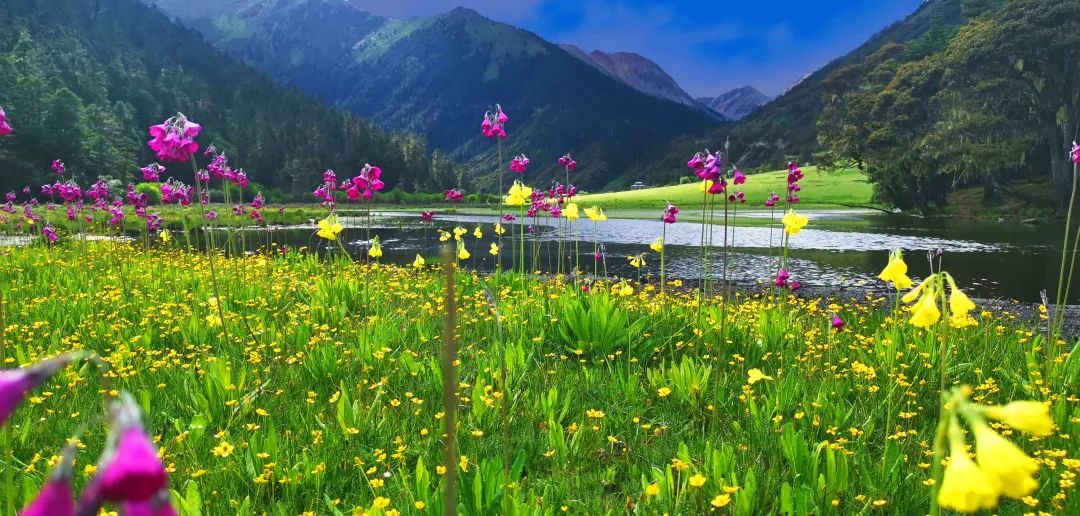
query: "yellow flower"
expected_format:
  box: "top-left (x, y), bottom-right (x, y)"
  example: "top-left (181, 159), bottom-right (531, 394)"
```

top-left (711, 494), bottom-right (731, 508)
top-left (878, 249), bottom-right (913, 290)
top-left (645, 483), bottom-right (660, 496)
top-left (902, 274), bottom-right (934, 303)
top-left (158, 230), bottom-right (171, 243)
top-left (973, 423), bottom-right (1039, 498)
top-left (494, 223), bottom-right (505, 235)
top-left (628, 254), bottom-right (646, 268)
top-left (372, 496), bottom-right (390, 509)
top-left (938, 449), bottom-right (1000, 513)
top-left (369, 236), bottom-right (383, 259)
top-left (617, 282), bottom-right (633, 297)
top-left (650, 238), bottom-right (663, 253)
top-left (456, 241), bottom-right (470, 260)
top-left (781, 209), bottom-right (809, 236)
top-left (453, 227), bottom-right (467, 240)
top-left (747, 368), bottom-right (773, 384)
top-left (505, 181), bottom-right (533, 206)
top-left (438, 229), bottom-right (450, 242)
top-left (205, 314), bottom-right (222, 328)
top-left (489, 243), bottom-right (499, 256)
top-left (698, 179), bottom-right (714, 192)
top-left (983, 401), bottom-right (1054, 437)
top-left (563, 203), bottom-right (580, 221)
top-left (585, 206), bottom-right (606, 222)
top-left (414, 501), bottom-right (426, 510)
top-left (949, 283), bottom-right (976, 321)
top-left (473, 226), bottom-right (483, 239)
top-left (211, 441), bottom-right (235, 458)
top-left (412, 254), bottom-right (426, 269)
top-left (689, 473), bottom-right (706, 487)
top-left (459, 455), bottom-right (469, 471)
top-left (657, 387), bottom-right (671, 398)
top-left (317, 215), bottom-right (343, 241)
top-left (909, 289), bottom-right (941, 328)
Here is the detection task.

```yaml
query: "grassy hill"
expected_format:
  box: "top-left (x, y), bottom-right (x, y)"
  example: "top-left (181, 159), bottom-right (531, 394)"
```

top-left (575, 167), bottom-right (873, 210)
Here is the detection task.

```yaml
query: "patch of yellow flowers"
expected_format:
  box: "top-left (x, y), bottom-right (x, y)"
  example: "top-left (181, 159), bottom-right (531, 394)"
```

top-left (879, 250), bottom-right (977, 328)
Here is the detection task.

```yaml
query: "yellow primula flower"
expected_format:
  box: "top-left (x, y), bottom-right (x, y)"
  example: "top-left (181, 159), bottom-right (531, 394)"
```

top-left (878, 249), bottom-right (913, 290)
top-left (617, 282), bottom-right (633, 297)
top-left (505, 181), bottom-right (533, 206)
top-left (158, 230), bottom-right (171, 243)
top-left (316, 215), bottom-right (343, 241)
top-left (473, 226), bottom-right (483, 239)
top-left (983, 401), bottom-right (1054, 437)
top-left (563, 202), bottom-right (580, 221)
top-left (585, 206), bottom-right (606, 222)
top-left (438, 229), bottom-right (451, 242)
top-left (369, 236), bottom-right (383, 259)
top-left (494, 222), bottom-right (505, 235)
top-left (973, 423), bottom-right (1039, 499)
top-left (456, 240), bottom-right (470, 260)
top-left (698, 179), bottom-right (714, 192)
top-left (489, 243), bottom-right (499, 256)
top-left (412, 254), bottom-right (426, 269)
top-left (781, 209), bottom-right (809, 236)
top-left (650, 238), bottom-right (663, 253)
top-left (453, 227), bottom-right (467, 240)
top-left (909, 288), bottom-right (941, 328)
top-left (628, 254), bottom-right (646, 268)
top-left (645, 483), bottom-right (660, 496)
top-left (747, 368), bottom-right (773, 384)
top-left (938, 447), bottom-right (1000, 513)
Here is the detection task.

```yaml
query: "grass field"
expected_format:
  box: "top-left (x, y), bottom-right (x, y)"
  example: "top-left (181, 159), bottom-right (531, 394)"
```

top-left (2, 243), bottom-right (1076, 515)
top-left (576, 167), bottom-right (875, 210)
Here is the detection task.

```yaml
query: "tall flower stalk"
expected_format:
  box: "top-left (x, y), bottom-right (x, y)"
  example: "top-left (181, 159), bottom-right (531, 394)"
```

top-left (1050, 142), bottom-right (1080, 356)
top-left (481, 105), bottom-right (509, 271)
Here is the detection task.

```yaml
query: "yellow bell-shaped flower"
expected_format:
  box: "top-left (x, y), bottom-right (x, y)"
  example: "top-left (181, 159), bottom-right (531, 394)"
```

top-left (505, 180), bottom-right (533, 206)
top-left (650, 238), bottom-right (663, 253)
top-left (983, 401), bottom-right (1054, 437)
top-left (489, 243), bottom-right (499, 256)
top-left (909, 288), bottom-right (941, 328)
top-left (973, 423), bottom-right (1039, 499)
top-left (585, 206), bottom-right (607, 222)
top-left (412, 254), bottom-right (426, 269)
top-left (781, 209), bottom-right (809, 236)
top-left (563, 202), bottom-right (580, 221)
top-left (369, 236), bottom-right (383, 259)
top-left (878, 249), bottom-right (913, 290)
top-left (456, 240), bottom-right (470, 260)
top-left (317, 215), bottom-right (344, 241)
top-left (938, 447), bottom-right (1000, 513)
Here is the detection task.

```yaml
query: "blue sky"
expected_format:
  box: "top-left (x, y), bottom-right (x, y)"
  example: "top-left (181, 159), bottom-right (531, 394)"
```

top-left (345, 0), bottom-right (925, 97)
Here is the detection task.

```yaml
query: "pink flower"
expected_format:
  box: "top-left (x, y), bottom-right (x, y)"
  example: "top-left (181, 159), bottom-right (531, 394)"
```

top-left (1072, 141), bottom-right (1080, 164)
top-left (733, 169), bottom-right (746, 185)
top-left (790, 281), bottom-right (801, 291)
top-left (708, 178), bottom-right (726, 195)
top-left (444, 189), bottom-right (464, 203)
top-left (509, 154), bottom-right (529, 173)
top-left (1, 354), bottom-right (77, 427)
top-left (662, 203), bottom-right (678, 224)
top-left (91, 395), bottom-right (168, 503)
top-left (122, 491), bottom-right (178, 516)
top-left (764, 192), bottom-right (780, 207)
top-left (686, 154), bottom-right (704, 170)
top-left (52, 160), bottom-right (65, 176)
top-left (0, 106), bottom-right (12, 136)
top-left (557, 154), bottom-right (577, 172)
top-left (140, 164), bottom-right (162, 182)
top-left (482, 105), bottom-right (509, 139)
top-left (420, 211), bottom-right (435, 222)
top-left (481, 117), bottom-right (494, 138)
top-left (147, 114), bottom-right (201, 163)
top-left (42, 223), bottom-right (58, 243)
top-left (21, 446), bottom-right (76, 516)
top-left (775, 268), bottom-right (789, 287)
top-left (832, 315), bottom-right (845, 332)
top-left (496, 105), bottom-right (509, 125)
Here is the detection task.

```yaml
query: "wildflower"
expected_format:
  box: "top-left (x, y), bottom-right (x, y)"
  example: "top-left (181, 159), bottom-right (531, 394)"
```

top-left (775, 268), bottom-right (789, 287)
top-left (453, 227), bottom-right (467, 240)
top-left (158, 230), bottom-right (171, 244)
top-left (412, 254), bottom-right (426, 269)
top-left (494, 222), bottom-right (505, 235)
top-left (369, 236), bottom-right (383, 259)
top-left (832, 315), bottom-right (845, 332)
top-left (317, 215), bottom-right (343, 241)
top-left (444, 189), bottom-right (464, 203)
top-left (973, 422), bottom-right (1039, 498)
top-left (1072, 141), bottom-right (1080, 164)
top-left (878, 250), bottom-right (913, 290)
top-left (1, 354), bottom-right (77, 427)
top-left (373, 497), bottom-right (391, 509)
top-left (645, 483), bottom-right (660, 497)
top-left (657, 387), bottom-right (671, 398)
top-left (121, 489), bottom-right (176, 516)
top-left (456, 240), bottom-right (470, 260)
top-left (140, 164), bottom-right (163, 182)
top-left (732, 169), bottom-right (746, 185)
top-left (650, 238), bottom-right (663, 253)
top-left (557, 154), bottom-right (577, 172)
top-left (0, 105), bottom-right (11, 135)
top-left (563, 202), bottom-right (579, 221)
top-left (90, 394), bottom-right (169, 503)
top-left (21, 445), bottom-right (75, 516)
top-left (52, 159), bottom-right (66, 176)
top-left (459, 455), bottom-right (469, 471)
top-left (473, 226), bottom-right (483, 239)
top-left (662, 203), bottom-right (678, 224)
top-left (420, 211), bottom-right (435, 222)
top-left (711, 494), bottom-right (731, 508)
top-left (585, 206), bottom-right (607, 222)
top-left (505, 181), bottom-right (533, 206)
top-left (764, 192), bottom-right (780, 207)
top-left (212, 441), bottom-right (235, 458)
top-left (147, 113), bottom-right (201, 162)
top-left (946, 275), bottom-right (977, 328)
top-left (489, 243), bottom-right (499, 256)
top-left (909, 288), bottom-right (941, 328)
top-left (781, 209), bottom-right (808, 236)
top-left (628, 254), bottom-right (646, 268)
top-left (617, 282), bottom-right (633, 296)
top-left (42, 223), bottom-right (58, 243)
top-left (347, 164), bottom-right (385, 201)
top-left (982, 401), bottom-right (1054, 436)
top-left (509, 154), bottom-right (529, 173)
top-left (689, 473), bottom-right (706, 487)
top-left (747, 368), bottom-right (773, 384)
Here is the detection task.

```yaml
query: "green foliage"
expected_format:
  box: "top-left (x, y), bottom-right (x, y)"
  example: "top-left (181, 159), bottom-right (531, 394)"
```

top-left (135, 182), bottom-right (163, 204)
top-left (554, 292), bottom-right (646, 357)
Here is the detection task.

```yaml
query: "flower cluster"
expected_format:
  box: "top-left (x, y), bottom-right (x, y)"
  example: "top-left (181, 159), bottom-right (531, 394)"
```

top-left (786, 161), bottom-right (804, 204)
top-left (147, 113), bottom-right (201, 162)
top-left (505, 181), bottom-right (533, 206)
top-left (1072, 141), bottom-right (1080, 164)
top-left (688, 151), bottom-right (726, 195)
top-left (764, 192), bottom-right (781, 207)
top-left (781, 209), bottom-right (808, 235)
top-left (480, 105), bottom-right (508, 139)
top-left (346, 164), bottom-right (384, 201)
top-left (0, 105), bottom-right (11, 135)
top-left (585, 206), bottom-right (606, 222)
top-left (662, 203), bottom-right (678, 224)
top-left (878, 249), bottom-right (914, 290)
top-left (902, 271), bottom-right (976, 328)
top-left (160, 179), bottom-right (193, 206)
top-left (774, 267), bottom-right (801, 291)
top-left (139, 163), bottom-right (163, 182)
top-left (557, 154), bottom-right (577, 172)
top-left (937, 388), bottom-right (1052, 513)
top-left (509, 154), bottom-right (529, 173)
top-left (51, 159), bottom-right (65, 177)
top-left (444, 189), bottom-right (464, 203)
top-left (313, 170), bottom-right (337, 206)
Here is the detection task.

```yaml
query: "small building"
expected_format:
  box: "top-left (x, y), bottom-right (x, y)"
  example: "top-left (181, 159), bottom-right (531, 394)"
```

top-left (630, 181), bottom-right (648, 190)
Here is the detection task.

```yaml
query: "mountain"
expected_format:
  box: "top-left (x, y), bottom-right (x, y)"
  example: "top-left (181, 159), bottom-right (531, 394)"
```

top-left (696, 86), bottom-right (772, 121)
top-left (559, 44), bottom-right (710, 113)
top-left (637, 0), bottom-right (980, 182)
top-left (143, 1), bottom-right (720, 190)
top-left (0, 0), bottom-right (455, 197)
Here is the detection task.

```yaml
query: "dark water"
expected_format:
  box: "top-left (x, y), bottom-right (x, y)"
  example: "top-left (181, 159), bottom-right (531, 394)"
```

top-left (208, 211), bottom-right (1077, 303)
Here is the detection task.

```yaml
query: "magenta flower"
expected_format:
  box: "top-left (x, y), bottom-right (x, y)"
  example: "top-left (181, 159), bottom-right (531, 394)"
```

top-left (444, 189), bottom-right (464, 203)
top-left (557, 154), bottom-right (577, 172)
top-left (42, 223), bottom-right (58, 243)
top-left (708, 178), bottom-right (726, 195)
top-left (1072, 141), bottom-right (1080, 164)
top-left (51, 160), bottom-right (65, 176)
top-left (160, 179), bottom-right (192, 205)
top-left (347, 164), bottom-right (385, 201)
top-left (733, 169), bottom-right (746, 185)
top-left (250, 192), bottom-right (265, 210)
top-left (147, 114), bottom-right (201, 163)
top-left (420, 211), bottom-right (435, 222)
top-left (502, 213), bottom-right (516, 222)
top-left (481, 105), bottom-right (509, 139)
top-left (91, 395), bottom-right (169, 503)
top-left (140, 164), bottom-right (163, 182)
top-left (509, 154), bottom-right (529, 173)
top-left (775, 268), bottom-right (789, 287)
top-left (122, 490), bottom-right (178, 516)
top-left (790, 281), bottom-right (802, 291)
top-left (146, 213), bottom-right (163, 232)
top-left (832, 315), bottom-right (845, 332)
top-left (1, 354), bottom-right (77, 427)
top-left (0, 106), bottom-right (12, 136)
top-left (663, 203), bottom-right (679, 224)
top-left (764, 192), bottom-right (780, 207)
top-left (686, 155), bottom-right (704, 170)
top-left (21, 446), bottom-right (76, 516)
